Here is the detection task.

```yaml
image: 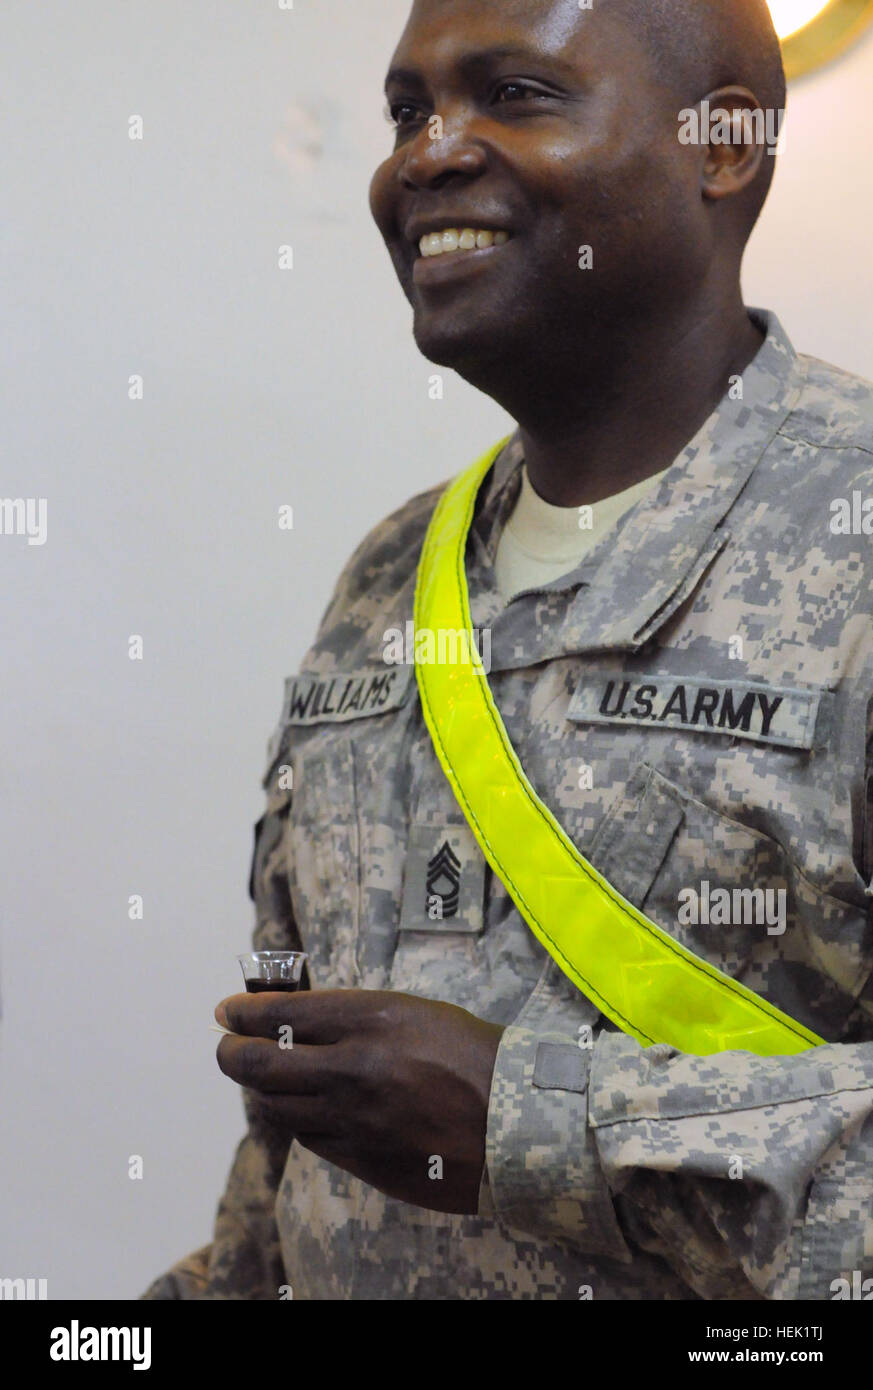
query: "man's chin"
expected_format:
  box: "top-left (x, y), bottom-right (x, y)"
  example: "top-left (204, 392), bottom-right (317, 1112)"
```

top-left (412, 316), bottom-right (509, 383)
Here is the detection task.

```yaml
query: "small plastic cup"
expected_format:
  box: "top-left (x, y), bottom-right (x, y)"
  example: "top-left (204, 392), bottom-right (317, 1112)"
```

top-left (237, 950), bottom-right (307, 993)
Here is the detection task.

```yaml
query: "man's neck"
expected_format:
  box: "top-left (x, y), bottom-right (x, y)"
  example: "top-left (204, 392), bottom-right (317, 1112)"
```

top-left (506, 295), bottom-right (764, 508)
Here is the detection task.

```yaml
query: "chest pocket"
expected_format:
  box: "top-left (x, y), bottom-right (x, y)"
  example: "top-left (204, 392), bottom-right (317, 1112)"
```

top-left (278, 675), bottom-right (419, 989)
top-left (283, 738), bottom-right (362, 988)
top-left (590, 764), bottom-right (873, 1043)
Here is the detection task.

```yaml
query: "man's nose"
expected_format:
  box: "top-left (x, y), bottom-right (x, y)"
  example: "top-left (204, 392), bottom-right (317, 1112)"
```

top-left (400, 111), bottom-right (488, 190)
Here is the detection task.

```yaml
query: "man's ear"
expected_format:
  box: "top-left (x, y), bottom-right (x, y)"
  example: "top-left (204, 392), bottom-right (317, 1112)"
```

top-left (698, 85), bottom-right (772, 201)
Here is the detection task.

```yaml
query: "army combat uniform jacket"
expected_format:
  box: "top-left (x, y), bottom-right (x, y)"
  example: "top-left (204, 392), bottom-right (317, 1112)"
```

top-left (145, 311), bottom-right (873, 1300)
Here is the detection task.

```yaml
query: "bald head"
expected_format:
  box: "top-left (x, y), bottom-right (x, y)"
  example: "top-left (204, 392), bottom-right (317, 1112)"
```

top-left (613, 0), bottom-right (785, 222)
top-left (616, 0), bottom-right (785, 109)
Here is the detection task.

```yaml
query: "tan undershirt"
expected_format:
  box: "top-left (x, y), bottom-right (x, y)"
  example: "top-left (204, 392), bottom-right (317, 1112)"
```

top-left (494, 464), bottom-right (670, 603)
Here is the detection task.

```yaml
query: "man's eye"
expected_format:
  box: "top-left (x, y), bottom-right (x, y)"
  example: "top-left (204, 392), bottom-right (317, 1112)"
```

top-left (385, 102), bottom-right (422, 127)
top-left (493, 81), bottom-right (545, 103)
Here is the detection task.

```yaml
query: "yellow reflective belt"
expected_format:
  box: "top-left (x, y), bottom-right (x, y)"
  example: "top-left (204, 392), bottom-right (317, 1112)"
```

top-left (413, 438), bottom-right (825, 1056)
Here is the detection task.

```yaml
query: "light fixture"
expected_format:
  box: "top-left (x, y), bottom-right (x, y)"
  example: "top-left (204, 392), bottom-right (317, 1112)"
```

top-left (770, 0), bottom-right (873, 78)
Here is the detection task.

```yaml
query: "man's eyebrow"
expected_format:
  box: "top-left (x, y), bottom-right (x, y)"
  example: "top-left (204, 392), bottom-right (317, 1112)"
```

top-left (384, 65), bottom-right (425, 94)
top-left (384, 44), bottom-right (575, 94)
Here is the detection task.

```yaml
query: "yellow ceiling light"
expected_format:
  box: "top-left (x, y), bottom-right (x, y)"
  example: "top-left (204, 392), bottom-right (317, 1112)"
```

top-left (770, 0), bottom-right (873, 78)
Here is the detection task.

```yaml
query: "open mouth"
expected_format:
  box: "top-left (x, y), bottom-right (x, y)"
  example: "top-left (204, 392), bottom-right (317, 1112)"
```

top-left (417, 227), bottom-right (511, 258)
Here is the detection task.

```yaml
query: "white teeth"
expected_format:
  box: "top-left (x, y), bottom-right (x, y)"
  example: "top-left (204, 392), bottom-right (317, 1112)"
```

top-left (418, 227), bottom-right (511, 257)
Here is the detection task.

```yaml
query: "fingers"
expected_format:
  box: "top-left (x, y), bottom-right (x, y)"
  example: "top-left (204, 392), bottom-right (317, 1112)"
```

top-left (242, 1091), bottom-right (327, 1136)
top-left (217, 987), bottom-right (389, 1045)
top-left (216, 1035), bottom-right (329, 1096)
top-left (215, 992), bottom-right (298, 1040)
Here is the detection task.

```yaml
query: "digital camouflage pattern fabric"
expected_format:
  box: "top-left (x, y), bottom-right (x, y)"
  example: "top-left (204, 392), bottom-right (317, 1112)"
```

top-left (143, 311), bottom-right (873, 1300)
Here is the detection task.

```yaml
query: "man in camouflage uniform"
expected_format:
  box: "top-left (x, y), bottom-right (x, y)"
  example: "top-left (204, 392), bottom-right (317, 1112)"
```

top-left (144, 0), bottom-right (873, 1299)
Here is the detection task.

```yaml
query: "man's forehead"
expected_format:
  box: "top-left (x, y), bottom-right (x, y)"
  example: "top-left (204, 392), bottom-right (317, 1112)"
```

top-left (389, 0), bottom-right (608, 75)
top-left (408, 0), bottom-right (581, 29)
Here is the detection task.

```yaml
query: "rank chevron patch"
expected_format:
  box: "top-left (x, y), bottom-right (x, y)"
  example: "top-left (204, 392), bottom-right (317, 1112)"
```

top-left (425, 841), bottom-right (461, 918)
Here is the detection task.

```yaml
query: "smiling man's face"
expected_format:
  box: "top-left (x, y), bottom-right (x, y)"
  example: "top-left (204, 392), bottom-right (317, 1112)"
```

top-left (369, 0), bottom-right (709, 388)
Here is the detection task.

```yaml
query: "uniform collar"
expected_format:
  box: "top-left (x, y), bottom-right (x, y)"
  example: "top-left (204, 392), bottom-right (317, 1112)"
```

top-left (468, 309), bottom-right (806, 658)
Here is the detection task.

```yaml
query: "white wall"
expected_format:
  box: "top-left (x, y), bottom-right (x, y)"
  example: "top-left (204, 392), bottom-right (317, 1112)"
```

top-left (1, 1), bottom-right (870, 1300)
top-left (743, 23), bottom-right (873, 373)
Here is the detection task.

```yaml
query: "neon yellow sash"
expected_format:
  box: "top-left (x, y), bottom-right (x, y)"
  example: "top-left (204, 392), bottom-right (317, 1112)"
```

top-left (413, 438), bottom-right (825, 1056)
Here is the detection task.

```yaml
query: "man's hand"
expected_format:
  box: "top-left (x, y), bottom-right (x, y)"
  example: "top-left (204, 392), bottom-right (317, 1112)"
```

top-left (214, 989), bottom-right (504, 1214)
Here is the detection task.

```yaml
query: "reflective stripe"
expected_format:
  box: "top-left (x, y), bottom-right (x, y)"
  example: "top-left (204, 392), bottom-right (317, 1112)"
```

top-left (414, 438), bottom-right (825, 1056)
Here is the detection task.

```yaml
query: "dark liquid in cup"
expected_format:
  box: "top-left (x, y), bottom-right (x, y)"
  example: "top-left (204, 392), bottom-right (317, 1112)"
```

top-left (245, 979), bottom-right (300, 993)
